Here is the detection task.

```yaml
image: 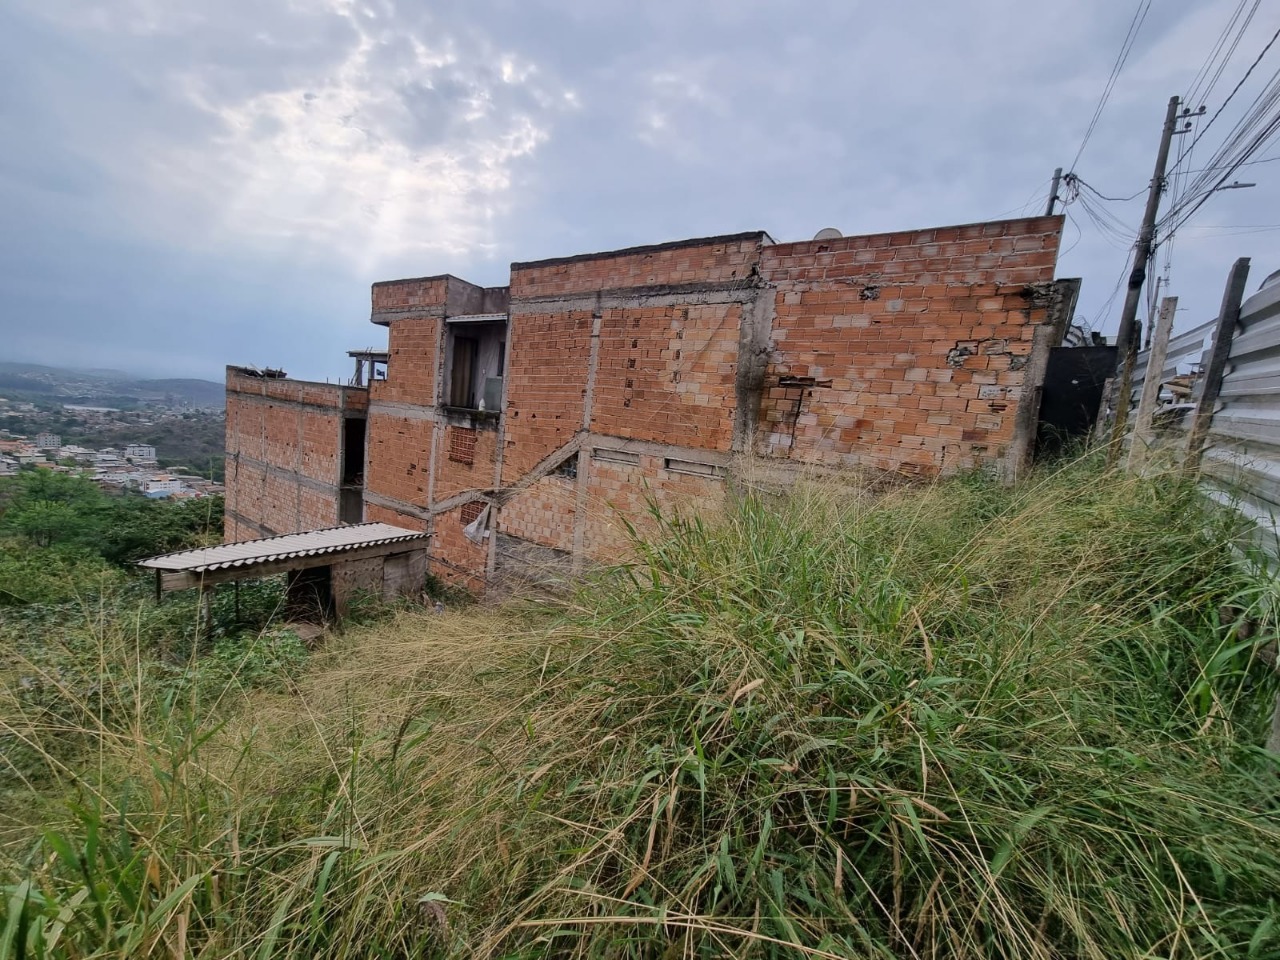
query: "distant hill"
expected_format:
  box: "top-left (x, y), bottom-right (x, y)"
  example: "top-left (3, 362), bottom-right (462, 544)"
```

top-left (136, 379), bottom-right (226, 408)
top-left (0, 363), bottom-right (224, 409)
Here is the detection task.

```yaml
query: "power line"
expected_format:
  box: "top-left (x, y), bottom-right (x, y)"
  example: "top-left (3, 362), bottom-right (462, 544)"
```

top-left (1078, 179), bottom-right (1146, 202)
top-left (1178, 152), bottom-right (1280, 173)
top-left (1160, 74), bottom-right (1280, 232)
top-left (1070, 0), bottom-right (1152, 170)
top-left (1186, 0), bottom-right (1261, 106)
top-left (1168, 24), bottom-right (1280, 177)
top-left (991, 178), bottom-right (1054, 221)
top-left (1160, 106), bottom-right (1280, 240)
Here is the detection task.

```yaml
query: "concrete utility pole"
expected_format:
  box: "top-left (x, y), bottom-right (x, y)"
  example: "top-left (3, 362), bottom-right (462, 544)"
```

top-left (1106, 96), bottom-right (1182, 456)
top-left (1045, 167), bottom-right (1064, 216)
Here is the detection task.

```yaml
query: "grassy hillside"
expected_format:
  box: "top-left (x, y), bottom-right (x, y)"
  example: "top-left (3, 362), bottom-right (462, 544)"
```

top-left (2, 458), bottom-right (1280, 958)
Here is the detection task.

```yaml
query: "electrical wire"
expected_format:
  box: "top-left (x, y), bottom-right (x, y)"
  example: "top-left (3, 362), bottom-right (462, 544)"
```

top-left (1078, 180), bottom-right (1146, 202)
top-left (1160, 77), bottom-right (1280, 235)
top-left (1186, 0), bottom-right (1261, 107)
top-left (1178, 152), bottom-right (1280, 173)
top-left (991, 179), bottom-right (1054, 220)
top-left (1071, 0), bottom-right (1152, 170)
top-left (1061, 207), bottom-right (1085, 257)
top-left (1158, 31), bottom-right (1280, 240)
top-left (1090, 249), bottom-right (1136, 333)
top-left (1167, 24), bottom-right (1280, 177)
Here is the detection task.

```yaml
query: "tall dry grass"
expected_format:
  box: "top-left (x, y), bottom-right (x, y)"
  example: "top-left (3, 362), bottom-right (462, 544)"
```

top-left (3, 457), bottom-right (1280, 958)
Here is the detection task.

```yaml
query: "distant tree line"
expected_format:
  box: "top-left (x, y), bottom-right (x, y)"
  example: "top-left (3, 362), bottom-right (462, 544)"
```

top-left (0, 471), bottom-right (222, 567)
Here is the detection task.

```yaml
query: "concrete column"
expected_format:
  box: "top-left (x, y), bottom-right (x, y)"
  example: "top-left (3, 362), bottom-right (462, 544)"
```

top-left (572, 314), bottom-right (604, 572)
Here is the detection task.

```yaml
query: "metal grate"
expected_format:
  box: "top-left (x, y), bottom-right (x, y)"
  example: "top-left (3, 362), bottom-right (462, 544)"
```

top-left (449, 426), bottom-right (477, 465)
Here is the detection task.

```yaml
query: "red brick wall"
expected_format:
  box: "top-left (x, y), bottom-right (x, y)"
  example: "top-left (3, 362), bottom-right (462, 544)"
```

top-left (510, 234), bottom-right (764, 298)
top-left (434, 425), bottom-right (498, 501)
top-left (500, 475), bottom-right (577, 551)
top-left (231, 217), bottom-right (1066, 589)
top-left (591, 303), bottom-right (741, 452)
top-left (582, 454), bottom-right (727, 558)
top-left (365, 413), bottom-right (433, 510)
top-left (364, 501), bottom-right (425, 531)
top-left (502, 311), bottom-right (594, 476)
top-left (371, 317), bottom-right (441, 406)
top-left (758, 216), bottom-right (1063, 475)
top-left (224, 459), bottom-right (338, 537)
top-left (371, 276), bottom-right (448, 313)
top-left (224, 369), bottom-right (353, 540)
top-left (430, 503), bottom-right (489, 590)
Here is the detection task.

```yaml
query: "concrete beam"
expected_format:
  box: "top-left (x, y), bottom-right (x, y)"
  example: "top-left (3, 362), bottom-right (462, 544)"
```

top-left (510, 280), bottom-right (760, 314)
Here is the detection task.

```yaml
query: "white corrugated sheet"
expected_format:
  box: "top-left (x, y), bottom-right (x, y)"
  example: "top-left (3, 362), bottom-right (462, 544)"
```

top-left (1202, 278), bottom-right (1280, 561)
top-left (139, 523), bottom-right (426, 573)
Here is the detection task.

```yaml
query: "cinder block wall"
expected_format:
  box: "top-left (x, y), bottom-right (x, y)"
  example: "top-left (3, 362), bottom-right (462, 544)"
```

top-left (759, 216), bottom-right (1065, 476)
top-left (497, 234), bottom-right (766, 561)
top-left (358, 274), bottom-right (509, 588)
top-left (223, 368), bottom-right (360, 540)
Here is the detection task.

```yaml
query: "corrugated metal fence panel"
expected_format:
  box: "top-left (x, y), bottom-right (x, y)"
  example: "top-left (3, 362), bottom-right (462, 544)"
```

top-left (1203, 281), bottom-right (1280, 562)
top-left (1124, 318), bottom-right (1215, 462)
top-left (1129, 318), bottom-right (1216, 405)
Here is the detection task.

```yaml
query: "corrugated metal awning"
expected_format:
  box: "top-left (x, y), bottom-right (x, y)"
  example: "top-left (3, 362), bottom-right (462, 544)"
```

top-left (139, 523), bottom-right (427, 574)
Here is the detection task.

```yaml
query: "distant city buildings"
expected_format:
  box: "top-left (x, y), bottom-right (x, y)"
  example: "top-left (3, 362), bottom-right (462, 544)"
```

top-left (125, 443), bottom-right (157, 462)
top-left (0, 433), bottom-right (223, 499)
top-left (144, 475), bottom-right (183, 498)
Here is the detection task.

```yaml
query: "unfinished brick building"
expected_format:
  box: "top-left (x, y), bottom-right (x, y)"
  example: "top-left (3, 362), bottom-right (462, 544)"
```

top-left (225, 214), bottom-right (1078, 591)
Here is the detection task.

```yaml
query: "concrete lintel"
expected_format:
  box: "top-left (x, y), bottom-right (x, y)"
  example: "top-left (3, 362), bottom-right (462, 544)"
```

top-left (226, 367), bottom-right (365, 397)
top-left (511, 231), bottom-right (770, 271)
top-left (431, 488), bottom-right (492, 515)
top-left (370, 306), bottom-right (447, 326)
top-left (492, 435), bottom-right (585, 505)
top-left (510, 281), bottom-right (759, 314)
top-left (368, 400), bottom-right (441, 423)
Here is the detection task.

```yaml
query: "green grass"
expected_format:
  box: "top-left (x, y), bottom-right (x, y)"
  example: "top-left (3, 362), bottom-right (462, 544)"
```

top-left (3, 456), bottom-right (1280, 958)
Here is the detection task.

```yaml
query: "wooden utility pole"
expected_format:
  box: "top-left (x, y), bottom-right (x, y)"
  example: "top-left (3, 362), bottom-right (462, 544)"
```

top-left (1106, 96), bottom-right (1182, 459)
top-left (1127, 295), bottom-right (1177, 474)
top-left (1045, 167), bottom-right (1064, 216)
top-left (1184, 257), bottom-right (1251, 473)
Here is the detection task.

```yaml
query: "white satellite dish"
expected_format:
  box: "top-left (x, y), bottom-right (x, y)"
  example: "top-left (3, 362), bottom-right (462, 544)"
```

top-left (813, 227), bottom-right (843, 241)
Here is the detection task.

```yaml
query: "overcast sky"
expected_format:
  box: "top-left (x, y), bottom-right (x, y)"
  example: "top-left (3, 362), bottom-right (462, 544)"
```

top-left (3, 0), bottom-right (1278, 382)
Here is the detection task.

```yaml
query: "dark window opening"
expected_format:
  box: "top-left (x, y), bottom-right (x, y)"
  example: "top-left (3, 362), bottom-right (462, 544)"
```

top-left (552, 453), bottom-right (579, 480)
top-left (449, 336), bottom-right (478, 408)
top-left (342, 418), bottom-right (366, 486)
top-left (285, 567), bottom-right (335, 623)
top-left (460, 500), bottom-right (485, 525)
top-left (444, 319), bottom-right (507, 412)
top-left (339, 488), bottom-right (363, 524)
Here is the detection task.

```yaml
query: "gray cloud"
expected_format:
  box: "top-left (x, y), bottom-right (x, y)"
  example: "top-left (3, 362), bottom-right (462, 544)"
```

top-left (2, 0), bottom-right (1277, 381)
